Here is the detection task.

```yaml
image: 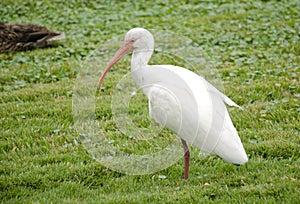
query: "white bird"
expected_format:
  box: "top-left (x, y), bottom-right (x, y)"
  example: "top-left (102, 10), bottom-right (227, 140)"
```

top-left (97, 28), bottom-right (248, 179)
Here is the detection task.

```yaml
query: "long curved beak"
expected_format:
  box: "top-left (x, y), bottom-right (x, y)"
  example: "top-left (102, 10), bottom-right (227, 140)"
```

top-left (97, 40), bottom-right (134, 90)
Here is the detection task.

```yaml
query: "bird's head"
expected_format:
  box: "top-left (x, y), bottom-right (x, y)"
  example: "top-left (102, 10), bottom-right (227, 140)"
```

top-left (97, 28), bottom-right (154, 90)
top-left (124, 28), bottom-right (154, 52)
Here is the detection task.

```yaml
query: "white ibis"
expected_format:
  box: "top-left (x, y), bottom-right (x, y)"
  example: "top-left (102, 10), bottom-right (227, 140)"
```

top-left (97, 28), bottom-right (248, 179)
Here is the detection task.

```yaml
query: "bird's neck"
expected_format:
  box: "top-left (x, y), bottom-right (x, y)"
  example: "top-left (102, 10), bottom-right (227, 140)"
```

top-left (131, 49), bottom-right (153, 71)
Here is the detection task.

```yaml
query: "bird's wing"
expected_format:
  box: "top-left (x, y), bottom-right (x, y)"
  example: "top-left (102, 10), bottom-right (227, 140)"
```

top-left (132, 65), bottom-right (202, 140)
top-left (203, 78), bottom-right (242, 109)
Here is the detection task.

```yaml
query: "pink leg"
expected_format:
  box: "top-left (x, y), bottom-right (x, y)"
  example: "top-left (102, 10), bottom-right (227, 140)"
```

top-left (181, 139), bottom-right (190, 180)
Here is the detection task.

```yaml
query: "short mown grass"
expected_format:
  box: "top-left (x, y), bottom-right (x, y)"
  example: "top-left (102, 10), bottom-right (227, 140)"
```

top-left (1, 0), bottom-right (299, 203)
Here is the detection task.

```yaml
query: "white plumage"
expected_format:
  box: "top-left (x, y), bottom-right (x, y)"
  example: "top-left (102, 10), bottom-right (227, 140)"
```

top-left (98, 28), bottom-right (248, 179)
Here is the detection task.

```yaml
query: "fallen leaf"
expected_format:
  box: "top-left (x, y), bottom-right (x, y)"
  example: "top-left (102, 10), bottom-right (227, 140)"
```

top-left (158, 175), bottom-right (167, 179)
top-left (291, 178), bottom-right (297, 182)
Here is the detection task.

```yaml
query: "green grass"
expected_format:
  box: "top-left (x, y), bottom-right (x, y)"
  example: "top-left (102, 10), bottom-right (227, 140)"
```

top-left (1, 0), bottom-right (300, 203)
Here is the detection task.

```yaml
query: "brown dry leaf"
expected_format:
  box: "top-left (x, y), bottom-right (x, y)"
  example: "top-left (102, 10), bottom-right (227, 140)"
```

top-left (57, 95), bottom-right (66, 100)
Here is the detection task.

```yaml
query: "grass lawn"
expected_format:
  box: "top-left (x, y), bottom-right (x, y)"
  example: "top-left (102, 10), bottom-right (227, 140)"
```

top-left (1, 0), bottom-right (299, 203)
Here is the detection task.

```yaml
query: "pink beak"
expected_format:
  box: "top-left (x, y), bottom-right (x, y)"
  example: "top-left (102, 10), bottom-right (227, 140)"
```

top-left (97, 40), bottom-right (135, 90)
